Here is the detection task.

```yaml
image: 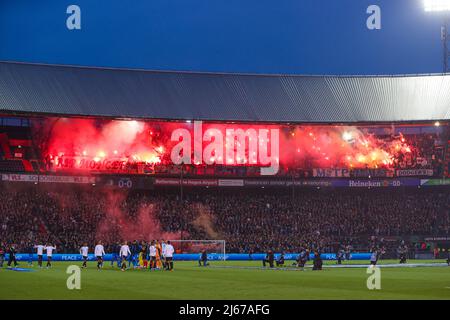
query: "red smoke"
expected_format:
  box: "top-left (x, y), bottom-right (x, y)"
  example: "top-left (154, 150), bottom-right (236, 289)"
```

top-left (95, 191), bottom-right (183, 242)
top-left (280, 126), bottom-right (413, 169)
top-left (42, 118), bottom-right (178, 172)
top-left (36, 117), bottom-right (415, 172)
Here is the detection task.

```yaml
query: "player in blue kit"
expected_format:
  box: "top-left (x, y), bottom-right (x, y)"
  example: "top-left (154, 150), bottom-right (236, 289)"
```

top-left (110, 243), bottom-right (120, 268)
top-left (26, 242), bottom-right (34, 266)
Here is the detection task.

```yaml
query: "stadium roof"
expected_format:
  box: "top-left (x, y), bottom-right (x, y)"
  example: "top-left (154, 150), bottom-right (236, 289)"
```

top-left (0, 61), bottom-right (449, 123)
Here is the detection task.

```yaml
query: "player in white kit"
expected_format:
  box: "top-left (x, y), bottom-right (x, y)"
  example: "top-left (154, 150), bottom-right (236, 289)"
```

top-left (119, 241), bottom-right (131, 271)
top-left (94, 241), bottom-right (105, 270)
top-left (80, 243), bottom-right (89, 268)
top-left (34, 243), bottom-right (45, 268)
top-left (163, 241), bottom-right (175, 271)
top-left (149, 241), bottom-right (157, 270)
top-left (45, 244), bottom-right (56, 268)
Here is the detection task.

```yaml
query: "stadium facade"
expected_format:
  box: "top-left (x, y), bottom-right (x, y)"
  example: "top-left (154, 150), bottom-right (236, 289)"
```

top-left (0, 61), bottom-right (449, 184)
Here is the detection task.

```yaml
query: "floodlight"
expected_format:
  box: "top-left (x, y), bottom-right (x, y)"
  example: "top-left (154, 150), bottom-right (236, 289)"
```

top-left (424, 0), bottom-right (450, 12)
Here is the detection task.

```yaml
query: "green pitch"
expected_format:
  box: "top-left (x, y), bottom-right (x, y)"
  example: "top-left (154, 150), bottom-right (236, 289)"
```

top-left (0, 260), bottom-right (449, 300)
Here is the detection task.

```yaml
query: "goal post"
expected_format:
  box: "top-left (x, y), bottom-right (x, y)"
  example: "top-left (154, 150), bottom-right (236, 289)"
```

top-left (168, 240), bottom-right (226, 261)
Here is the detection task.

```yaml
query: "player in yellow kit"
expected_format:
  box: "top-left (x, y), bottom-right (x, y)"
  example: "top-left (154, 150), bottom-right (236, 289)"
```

top-left (155, 240), bottom-right (163, 269)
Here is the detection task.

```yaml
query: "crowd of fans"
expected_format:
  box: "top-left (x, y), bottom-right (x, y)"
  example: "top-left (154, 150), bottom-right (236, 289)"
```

top-left (0, 185), bottom-right (448, 255)
top-left (390, 133), bottom-right (445, 172)
top-left (136, 130), bottom-right (448, 177)
top-left (203, 188), bottom-right (449, 253)
top-left (3, 123), bottom-right (448, 178)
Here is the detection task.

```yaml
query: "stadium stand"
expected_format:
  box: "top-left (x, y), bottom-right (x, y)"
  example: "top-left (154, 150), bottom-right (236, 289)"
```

top-left (0, 160), bottom-right (26, 172)
top-left (0, 186), bottom-right (448, 257)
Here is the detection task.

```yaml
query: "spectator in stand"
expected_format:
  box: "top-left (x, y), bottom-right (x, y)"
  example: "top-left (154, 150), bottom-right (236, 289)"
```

top-left (0, 186), bottom-right (448, 256)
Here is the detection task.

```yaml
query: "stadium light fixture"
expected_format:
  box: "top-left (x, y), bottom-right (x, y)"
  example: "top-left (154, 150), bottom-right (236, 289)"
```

top-left (424, 0), bottom-right (450, 72)
top-left (424, 0), bottom-right (450, 12)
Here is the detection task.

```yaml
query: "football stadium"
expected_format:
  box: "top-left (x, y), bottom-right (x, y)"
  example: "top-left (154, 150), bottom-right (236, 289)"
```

top-left (0, 0), bottom-right (450, 304)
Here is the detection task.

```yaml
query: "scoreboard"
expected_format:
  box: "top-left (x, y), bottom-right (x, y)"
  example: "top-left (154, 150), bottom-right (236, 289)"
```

top-left (0, 0), bottom-right (445, 75)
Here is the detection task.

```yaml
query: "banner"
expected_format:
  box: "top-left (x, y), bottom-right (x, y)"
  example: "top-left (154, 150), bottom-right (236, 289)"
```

top-left (347, 179), bottom-right (420, 188)
top-left (153, 178), bottom-right (218, 187)
top-left (243, 179), bottom-right (334, 187)
top-left (1, 174), bottom-right (38, 182)
top-left (397, 169), bottom-right (434, 177)
top-left (8, 252), bottom-right (372, 261)
top-left (244, 180), bottom-right (291, 187)
top-left (313, 168), bottom-right (394, 178)
top-left (351, 168), bottom-right (394, 178)
top-left (218, 179), bottom-right (244, 187)
top-left (38, 175), bottom-right (96, 184)
top-left (298, 180), bottom-right (334, 187)
top-left (1, 175), bottom-right (431, 189)
top-left (1, 174), bottom-right (95, 184)
top-left (184, 179), bottom-right (218, 187)
top-left (424, 237), bottom-right (450, 241)
top-left (313, 168), bottom-right (350, 178)
top-left (420, 179), bottom-right (450, 186)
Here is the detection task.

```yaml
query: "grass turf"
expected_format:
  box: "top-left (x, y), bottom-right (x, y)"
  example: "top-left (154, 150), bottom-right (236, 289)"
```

top-left (0, 260), bottom-right (449, 300)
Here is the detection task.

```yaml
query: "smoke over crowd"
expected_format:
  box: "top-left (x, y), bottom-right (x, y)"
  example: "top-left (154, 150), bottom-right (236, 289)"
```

top-left (282, 126), bottom-right (413, 169)
top-left (95, 191), bottom-right (182, 242)
top-left (41, 118), bottom-right (165, 167)
top-left (35, 117), bottom-right (416, 173)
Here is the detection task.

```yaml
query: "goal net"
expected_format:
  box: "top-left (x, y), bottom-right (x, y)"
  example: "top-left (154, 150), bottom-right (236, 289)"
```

top-left (169, 240), bottom-right (226, 261)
